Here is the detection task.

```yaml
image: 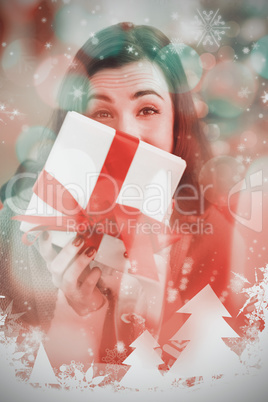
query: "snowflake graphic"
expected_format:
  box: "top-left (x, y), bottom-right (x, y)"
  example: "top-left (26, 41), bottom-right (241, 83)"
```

top-left (252, 42), bottom-right (260, 50)
top-left (69, 85), bottom-right (86, 102)
top-left (231, 271), bottom-right (251, 285)
top-left (237, 143), bottom-right (246, 152)
top-left (167, 287), bottom-right (179, 303)
top-left (116, 341), bottom-right (126, 354)
top-left (120, 283), bottom-right (133, 296)
top-left (225, 265), bottom-right (268, 362)
top-left (128, 259), bottom-right (138, 274)
top-left (237, 264), bottom-right (268, 325)
top-left (22, 327), bottom-right (46, 348)
top-left (230, 277), bottom-right (247, 294)
top-left (0, 335), bottom-right (30, 382)
top-left (244, 156), bottom-right (252, 165)
top-left (69, 60), bottom-right (78, 70)
top-left (192, 9), bottom-right (229, 47)
top-left (261, 91), bottom-right (268, 104)
top-left (44, 42), bottom-right (52, 50)
top-left (230, 272), bottom-right (251, 294)
top-left (56, 361), bottom-right (107, 389)
top-left (238, 87), bottom-right (251, 99)
top-left (0, 301), bottom-right (25, 338)
top-left (0, 313), bottom-right (7, 326)
top-left (0, 104), bottom-right (24, 122)
top-left (169, 38), bottom-right (186, 56)
top-left (126, 45), bottom-right (134, 54)
top-left (171, 378), bottom-right (181, 387)
top-left (102, 345), bottom-right (128, 382)
top-left (181, 257), bottom-right (194, 275)
top-left (242, 47), bottom-right (250, 54)
top-left (242, 323), bottom-right (260, 341)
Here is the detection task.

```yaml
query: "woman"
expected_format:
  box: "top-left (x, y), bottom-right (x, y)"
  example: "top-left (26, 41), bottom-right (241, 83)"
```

top-left (0, 22), bottom-right (245, 368)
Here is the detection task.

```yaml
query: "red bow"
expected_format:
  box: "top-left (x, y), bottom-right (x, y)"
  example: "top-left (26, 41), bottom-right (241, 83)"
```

top-left (13, 130), bottom-right (180, 281)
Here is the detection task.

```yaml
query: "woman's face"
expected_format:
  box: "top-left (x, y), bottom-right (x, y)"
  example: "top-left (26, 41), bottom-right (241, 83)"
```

top-left (86, 60), bottom-right (174, 153)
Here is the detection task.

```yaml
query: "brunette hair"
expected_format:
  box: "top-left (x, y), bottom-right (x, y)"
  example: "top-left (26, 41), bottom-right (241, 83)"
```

top-left (2, 22), bottom-right (211, 215)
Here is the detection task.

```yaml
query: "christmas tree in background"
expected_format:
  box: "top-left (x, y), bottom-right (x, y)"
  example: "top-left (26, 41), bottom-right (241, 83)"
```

top-left (120, 330), bottom-right (164, 389)
top-left (29, 342), bottom-right (58, 386)
top-left (166, 284), bottom-right (242, 381)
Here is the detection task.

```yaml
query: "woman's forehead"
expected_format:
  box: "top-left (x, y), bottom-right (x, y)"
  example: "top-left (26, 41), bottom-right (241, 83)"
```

top-left (88, 60), bottom-right (170, 93)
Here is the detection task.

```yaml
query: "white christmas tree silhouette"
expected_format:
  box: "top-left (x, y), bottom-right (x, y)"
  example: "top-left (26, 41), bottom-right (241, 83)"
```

top-left (167, 284), bottom-right (241, 381)
top-left (29, 342), bottom-right (58, 386)
top-left (120, 330), bottom-right (164, 389)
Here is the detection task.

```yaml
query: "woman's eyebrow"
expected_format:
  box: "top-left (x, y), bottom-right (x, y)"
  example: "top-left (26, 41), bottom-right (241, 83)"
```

top-left (88, 94), bottom-right (113, 103)
top-left (88, 89), bottom-right (164, 103)
top-left (131, 89), bottom-right (164, 101)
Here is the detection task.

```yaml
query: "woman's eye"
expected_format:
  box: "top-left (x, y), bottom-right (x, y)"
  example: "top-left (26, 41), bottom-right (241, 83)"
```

top-left (92, 110), bottom-right (112, 118)
top-left (138, 107), bottom-right (160, 116)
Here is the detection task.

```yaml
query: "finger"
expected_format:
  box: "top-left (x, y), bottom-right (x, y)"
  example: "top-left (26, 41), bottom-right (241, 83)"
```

top-left (64, 267), bottom-right (103, 316)
top-left (38, 231), bottom-right (58, 263)
top-left (80, 268), bottom-right (104, 311)
top-left (58, 246), bottom-right (96, 290)
top-left (49, 237), bottom-right (87, 287)
top-left (80, 266), bottom-right (102, 291)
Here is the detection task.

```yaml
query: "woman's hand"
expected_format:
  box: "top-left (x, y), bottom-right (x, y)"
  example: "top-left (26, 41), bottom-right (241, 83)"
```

top-left (38, 232), bottom-right (105, 316)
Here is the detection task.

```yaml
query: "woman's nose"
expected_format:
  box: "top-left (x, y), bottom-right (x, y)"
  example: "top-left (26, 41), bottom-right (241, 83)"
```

top-left (116, 115), bottom-right (141, 140)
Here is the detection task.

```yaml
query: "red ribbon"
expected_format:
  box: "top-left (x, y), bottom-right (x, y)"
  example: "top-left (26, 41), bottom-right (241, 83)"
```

top-left (13, 130), bottom-right (180, 281)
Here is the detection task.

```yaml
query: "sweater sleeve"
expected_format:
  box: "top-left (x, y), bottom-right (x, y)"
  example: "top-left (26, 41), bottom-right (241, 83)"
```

top-left (0, 200), bottom-right (109, 366)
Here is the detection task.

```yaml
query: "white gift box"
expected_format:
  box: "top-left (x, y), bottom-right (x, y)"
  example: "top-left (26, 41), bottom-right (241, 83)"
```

top-left (20, 111), bottom-right (186, 276)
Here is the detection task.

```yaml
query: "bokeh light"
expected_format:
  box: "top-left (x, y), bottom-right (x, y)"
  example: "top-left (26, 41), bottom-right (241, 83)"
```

top-left (250, 35), bottom-right (268, 79)
top-left (203, 123), bottom-right (221, 142)
top-left (34, 55), bottom-right (74, 108)
top-left (240, 130), bottom-right (258, 149)
top-left (198, 156), bottom-right (245, 207)
top-left (180, 46), bottom-right (203, 92)
top-left (194, 99), bottom-right (209, 118)
top-left (15, 125), bottom-right (56, 163)
top-left (201, 61), bottom-right (257, 118)
top-left (239, 18), bottom-right (267, 42)
top-left (57, 71), bottom-right (89, 113)
top-left (200, 53), bottom-right (216, 70)
top-left (1, 39), bottom-right (43, 87)
top-left (217, 46), bottom-right (235, 61)
top-left (226, 21), bottom-right (240, 38)
top-left (54, 4), bottom-right (99, 47)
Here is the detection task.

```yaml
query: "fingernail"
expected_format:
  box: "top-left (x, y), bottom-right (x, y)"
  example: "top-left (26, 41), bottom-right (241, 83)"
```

top-left (85, 246), bottom-right (96, 258)
top-left (43, 231), bottom-right (49, 240)
top-left (72, 236), bottom-right (84, 247)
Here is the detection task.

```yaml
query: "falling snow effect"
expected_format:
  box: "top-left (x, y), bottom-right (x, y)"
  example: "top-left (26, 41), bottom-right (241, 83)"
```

top-left (242, 47), bottom-right (250, 55)
top-left (0, 104), bottom-right (24, 123)
top-left (261, 91), bottom-right (268, 104)
top-left (169, 38), bottom-right (186, 56)
top-left (238, 87), bottom-right (251, 99)
top-left (69, 86), bottom-right (86, 101)
top-left (192, 9), bottom-right (229, 47)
